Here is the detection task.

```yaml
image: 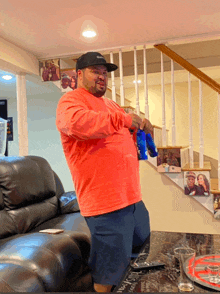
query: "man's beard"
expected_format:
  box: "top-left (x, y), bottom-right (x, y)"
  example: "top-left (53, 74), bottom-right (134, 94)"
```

top-left (92, 84), bottom-right (106, 97)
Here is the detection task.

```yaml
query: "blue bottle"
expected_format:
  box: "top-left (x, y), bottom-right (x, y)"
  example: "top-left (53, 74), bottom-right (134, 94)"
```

top-left (145, 133), bottom-right (158, 157)
top-left (136, 130), bottom-right (148, 160)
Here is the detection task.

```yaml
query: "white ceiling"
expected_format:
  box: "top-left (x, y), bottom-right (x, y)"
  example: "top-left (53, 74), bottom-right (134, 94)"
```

top-left (1, 0), bottom-right (220, 91)
top-left (1, 0), bottom-right (220, 59)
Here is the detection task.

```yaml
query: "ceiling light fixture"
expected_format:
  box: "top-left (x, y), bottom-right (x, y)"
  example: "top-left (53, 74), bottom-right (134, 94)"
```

top-left (82, 30), bottom-right (97, 38)
top-left (133, 80), bottom-right (141, 84)
top-left (2, 75), bottom-right (13, 80)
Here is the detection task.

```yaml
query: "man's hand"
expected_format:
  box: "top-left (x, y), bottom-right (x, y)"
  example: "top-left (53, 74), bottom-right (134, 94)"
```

top-left (140, 118), bottom-right (153, 137)
top-left (128, 113), bottom-right (143, 130)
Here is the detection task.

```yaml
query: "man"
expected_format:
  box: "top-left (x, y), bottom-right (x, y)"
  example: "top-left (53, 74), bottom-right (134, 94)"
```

top-left (184, 171), bottom-right (201, 196)
top-left (56, 52), bottom-right (152, 292)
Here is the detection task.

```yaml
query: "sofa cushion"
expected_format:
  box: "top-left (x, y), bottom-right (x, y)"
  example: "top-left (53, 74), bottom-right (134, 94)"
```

top-left (0, 210), bottom-right (17, 238)
top-left (0, 263), bottom-right (45, 292)
top-left (59, 191), bottom-right (80, 214)
top-left (0, 232), bottom-right (86, 292)
top-left (0, 156), bottom-right (56, 210)
top-left (7, 196), bottom-right (58, 234)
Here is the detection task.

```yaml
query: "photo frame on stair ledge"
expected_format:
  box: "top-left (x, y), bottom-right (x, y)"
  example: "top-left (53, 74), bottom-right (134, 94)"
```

top-left (157, 148), bottom-right (181, 173)
top-left (184, 171), bottom-right (210, 196)
top-left (213, 193), bottom-right (220, 219)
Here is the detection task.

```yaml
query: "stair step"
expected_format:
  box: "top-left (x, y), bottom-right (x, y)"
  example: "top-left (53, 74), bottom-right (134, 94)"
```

top-left (157, 146), bottom-right (187, 149)
top-left (182, 161), bottom-right (211, 171)
top-left (211, 178), bottom-right (220, 194)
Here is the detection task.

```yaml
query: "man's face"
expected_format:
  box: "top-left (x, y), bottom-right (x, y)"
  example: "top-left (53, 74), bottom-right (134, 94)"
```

top-left (187, 176), bottom-right (195, 188)
top-left (78, 65), bottom-right (108, 97)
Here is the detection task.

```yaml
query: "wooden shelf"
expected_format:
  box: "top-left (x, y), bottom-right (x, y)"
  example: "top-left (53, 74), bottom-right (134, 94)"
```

top-left (157, 146), bottom-right (188, 149)
top-left (182, 161), bottom-right (211, 171)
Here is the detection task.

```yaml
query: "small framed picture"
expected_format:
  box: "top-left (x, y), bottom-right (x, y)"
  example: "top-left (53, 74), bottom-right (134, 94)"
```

top-left (184, 171), bottom-right (210, 196)
top-left (39, 59), bottom-right (60, 82)
top-left (60, 68), bottom-right (77, 92)
top-left (157, 148), bottom-right (181, 173)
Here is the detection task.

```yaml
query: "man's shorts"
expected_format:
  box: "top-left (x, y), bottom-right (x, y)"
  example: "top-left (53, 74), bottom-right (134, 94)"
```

top-left (84, 200), bottom-right (150, 286)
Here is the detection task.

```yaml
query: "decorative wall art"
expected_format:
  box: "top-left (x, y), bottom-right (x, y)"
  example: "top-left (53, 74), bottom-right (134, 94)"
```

top-left (39, 59), bottom-right (60, 82)
top-left (60, 69), bottom-right (77, 92)
top-left (157, 148), bottom-right (181, 173)
top-left (184, 171), bottom-right (210, 196)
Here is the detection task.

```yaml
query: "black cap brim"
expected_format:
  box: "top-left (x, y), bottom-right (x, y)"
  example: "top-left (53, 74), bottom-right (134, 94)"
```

top-left (104, 63), bottom-right (118, 72)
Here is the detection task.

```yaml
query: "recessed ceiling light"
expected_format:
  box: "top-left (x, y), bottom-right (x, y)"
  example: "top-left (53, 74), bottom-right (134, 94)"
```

top-left (82, 30), bottom-right (97, 38)
top-left (2, 75), bottom-right (13, 80)
top-left (133, 80), bottom-right (141, 84)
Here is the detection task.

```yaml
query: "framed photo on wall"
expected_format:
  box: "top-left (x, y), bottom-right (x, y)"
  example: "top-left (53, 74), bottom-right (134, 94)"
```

top-left (60, 68), bottom-right (77, 92)
top-left (39, 59), bottom-right (60, 82)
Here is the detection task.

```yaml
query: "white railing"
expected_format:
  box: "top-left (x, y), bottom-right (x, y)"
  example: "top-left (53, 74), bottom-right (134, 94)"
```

top-left (199, 80), bottom-right (204, 168)
top-left (119, 49), bottom-right (125, 106)
top-left (188, 72), bottom-right (194, 168)
top-left (161, 52), bottom-right (167, 147)
top-left (110, 51), bottom-right (116, 102)
top-left (171, 59), bottom-right (176, 146)
top-left (143, 45), bottom-right (149, 120)
top-left (181, 147), bottom-right (190, 169)
top-left (106, 45), bottom-right (220, 191)
top-left (134, 46), bottom-right (140, 116)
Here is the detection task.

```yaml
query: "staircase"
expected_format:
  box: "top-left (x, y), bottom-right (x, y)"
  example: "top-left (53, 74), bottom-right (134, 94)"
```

top-left (118, 45), bottom-right (220, 219)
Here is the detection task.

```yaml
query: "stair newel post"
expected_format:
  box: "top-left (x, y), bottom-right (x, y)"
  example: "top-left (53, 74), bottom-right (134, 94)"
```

top-left (199, 80), bottom-right (204, 168)
top-left (218, 93), bottom-right (220, 190)
top-left (188, 72), bottom-right (194, 168)
top-left (110, 52), bottom-right (116, 102)
top-left (119, 49), bottom-right (125, 107)
top-left (171, 59), bottom-right (176, 146)
top-left (134, 46), bottom-right (140, 115)
top-left (143, 45), bottom-right (149, 120)
top-left (161, 52), bottom-right (167, 146)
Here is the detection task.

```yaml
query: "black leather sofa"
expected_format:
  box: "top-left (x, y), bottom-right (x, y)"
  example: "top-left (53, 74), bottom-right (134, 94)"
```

top-left (0, 155), bottom-right (94, 292)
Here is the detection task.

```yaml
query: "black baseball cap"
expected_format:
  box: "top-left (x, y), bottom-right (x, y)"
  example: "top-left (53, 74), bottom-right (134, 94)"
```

top-left (76, 52), bottom-right (118, 72)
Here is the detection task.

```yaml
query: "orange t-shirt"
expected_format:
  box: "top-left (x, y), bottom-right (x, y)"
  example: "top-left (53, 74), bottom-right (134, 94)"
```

top-left (56, 88), bottom-right (142, 217)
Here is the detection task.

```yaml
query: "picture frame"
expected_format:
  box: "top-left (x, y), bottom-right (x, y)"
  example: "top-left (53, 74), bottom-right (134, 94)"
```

top-left (157, 148), bottom-right (181, 173)
top-left (60, 68), bottom-right (77, 92)
top-left (184, 171), bottom-right (210, 196)
top-left (39, 59), bottom-right (60, 82)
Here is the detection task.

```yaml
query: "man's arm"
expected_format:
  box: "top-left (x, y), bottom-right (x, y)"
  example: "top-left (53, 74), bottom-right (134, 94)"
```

top-left (56, 98), bottom-right (143, 140)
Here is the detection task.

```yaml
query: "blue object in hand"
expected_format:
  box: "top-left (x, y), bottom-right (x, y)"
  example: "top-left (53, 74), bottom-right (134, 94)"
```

top-left (145, 133), bottom-right (158, 157)
top-left (136, 130), bottom-right (148, 160)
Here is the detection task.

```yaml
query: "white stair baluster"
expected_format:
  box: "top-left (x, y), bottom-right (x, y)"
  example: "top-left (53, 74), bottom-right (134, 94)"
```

top-left (110, 52), bottom-right (116, 102)
top-left (171, 59), bottom-right (176, 146)
top-left (199, 80), bottom-right (204, 168)
top-left (161, 52), bottom-right (166, 146)
top-left (188, 72), bottom-right (194, 168)
top-left (134, 46), bottom-right (140, 115)
top-left (119, 49), bottom-right (125, 106)
top-left (143, 45), bottom-right (149, 119)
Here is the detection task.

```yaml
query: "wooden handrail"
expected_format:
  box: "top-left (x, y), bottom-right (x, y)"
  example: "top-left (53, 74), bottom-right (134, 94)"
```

top-left (154, 44), bottom-right (220, 94)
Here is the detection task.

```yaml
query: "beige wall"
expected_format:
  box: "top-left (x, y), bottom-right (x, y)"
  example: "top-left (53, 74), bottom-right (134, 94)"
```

top-left (140, 161), bottom-right (220, 235)
top-left (0, 37), bottom-right (39, 75)
top-left (125, 79), bottom-right (219, 160)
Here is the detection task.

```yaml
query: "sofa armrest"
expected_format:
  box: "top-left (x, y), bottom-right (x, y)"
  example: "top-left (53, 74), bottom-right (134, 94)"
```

top-left (58, 191), bottom-right (80, 215)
